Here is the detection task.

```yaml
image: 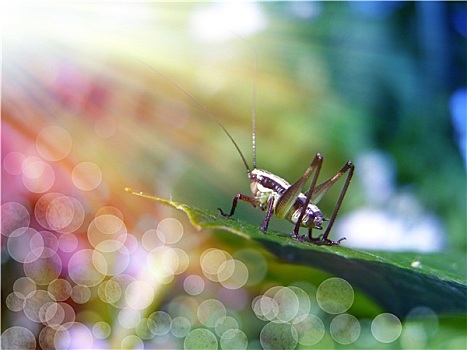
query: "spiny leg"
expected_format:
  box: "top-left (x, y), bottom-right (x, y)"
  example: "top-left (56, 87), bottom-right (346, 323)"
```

top-left (310, 161), bottom-right (355, 245)
top-left (291, 153), bottom-right (323, 240)
top-left (260, 196), bottom-right (275, 233)
top-left (218, 194), bottom-right (260, 217)
top-left (309, 228), bottom-right (343, 246)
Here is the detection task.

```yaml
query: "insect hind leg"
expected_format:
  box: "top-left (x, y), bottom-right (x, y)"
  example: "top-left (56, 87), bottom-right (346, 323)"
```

top-left (291, 153), bottom-right (323, 240)
top-left (309, 161), bottom-right (355, 245)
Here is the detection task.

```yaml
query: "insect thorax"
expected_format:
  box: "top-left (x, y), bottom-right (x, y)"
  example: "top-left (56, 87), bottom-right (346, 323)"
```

top-left (249, 169), bottom-right (325, 229)
top-left (250, 169), bottom-right (290, 198)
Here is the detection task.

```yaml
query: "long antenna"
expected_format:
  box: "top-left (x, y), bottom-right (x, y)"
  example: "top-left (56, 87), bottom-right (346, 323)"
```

top-left (252, 50), bottom-right (257, 169)
top-left (136, 58), bottom-right (251, 176)
top-left (227, 31), bottom-right (257, 170)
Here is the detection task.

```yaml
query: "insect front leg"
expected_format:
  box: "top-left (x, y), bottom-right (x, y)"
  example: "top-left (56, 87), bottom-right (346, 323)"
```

top-left (218, 194), bottom-right (260, 217)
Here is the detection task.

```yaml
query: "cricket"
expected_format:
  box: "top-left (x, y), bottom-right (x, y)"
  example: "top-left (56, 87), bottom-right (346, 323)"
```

top-left (136, 57), bottom-right (354, 246)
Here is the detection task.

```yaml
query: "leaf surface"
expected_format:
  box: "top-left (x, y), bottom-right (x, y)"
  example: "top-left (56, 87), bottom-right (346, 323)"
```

top-left (127, 190), bottom-right (467, 317)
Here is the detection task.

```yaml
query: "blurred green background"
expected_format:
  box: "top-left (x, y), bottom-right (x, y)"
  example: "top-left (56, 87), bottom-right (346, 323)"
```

top-left (2, 2), bottom-right (466, 349)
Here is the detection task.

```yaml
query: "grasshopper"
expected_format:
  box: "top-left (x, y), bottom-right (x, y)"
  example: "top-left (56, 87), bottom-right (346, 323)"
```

top-left (141, 59), bottom-right (354, 246)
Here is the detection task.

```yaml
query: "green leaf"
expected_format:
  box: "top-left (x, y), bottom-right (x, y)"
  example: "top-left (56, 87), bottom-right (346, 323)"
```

top-left (126, 190), bottom-right (467, 317)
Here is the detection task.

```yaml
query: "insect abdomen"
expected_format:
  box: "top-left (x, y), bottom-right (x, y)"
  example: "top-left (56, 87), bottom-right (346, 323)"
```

top-left (290, 195), bottom-right (325, 229)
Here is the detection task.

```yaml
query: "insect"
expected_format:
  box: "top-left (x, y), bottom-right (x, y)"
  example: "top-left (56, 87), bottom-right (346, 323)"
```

top-left (139, 58), bottom-right (354, 246)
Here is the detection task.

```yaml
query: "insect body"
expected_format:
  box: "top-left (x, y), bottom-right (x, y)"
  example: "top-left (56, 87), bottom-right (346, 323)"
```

top-left (141, 60), bottom-right (354, 245)
top-left (218, 154), bottom-right (354, 245)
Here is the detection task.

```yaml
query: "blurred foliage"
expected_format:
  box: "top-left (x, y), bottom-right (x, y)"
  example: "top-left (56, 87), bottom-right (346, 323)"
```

top-left (112, 2), bottom-right (466, 250)
top-left (2, 2), bottom-right (466, 349)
